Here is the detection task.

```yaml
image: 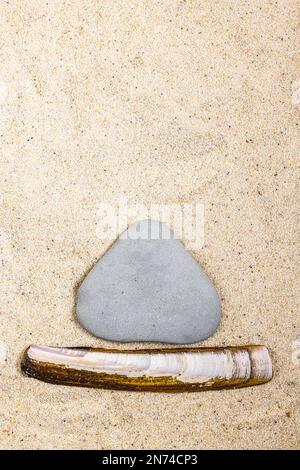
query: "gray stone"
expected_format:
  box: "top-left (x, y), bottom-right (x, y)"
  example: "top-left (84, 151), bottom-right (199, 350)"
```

top-left (76, 220), bottom-right (221, 344)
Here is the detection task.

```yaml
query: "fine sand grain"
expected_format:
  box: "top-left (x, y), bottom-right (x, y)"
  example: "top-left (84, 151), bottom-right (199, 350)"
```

top-left (0, 0), bottom-right (299, 450)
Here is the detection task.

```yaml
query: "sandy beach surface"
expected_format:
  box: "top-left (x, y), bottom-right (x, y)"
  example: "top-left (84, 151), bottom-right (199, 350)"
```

top-left (0, 1), bottom-right (299, 449)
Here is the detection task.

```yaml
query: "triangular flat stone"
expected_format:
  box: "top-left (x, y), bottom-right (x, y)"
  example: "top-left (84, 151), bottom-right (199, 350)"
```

top-left (76, 220), bottom-right (221, 344)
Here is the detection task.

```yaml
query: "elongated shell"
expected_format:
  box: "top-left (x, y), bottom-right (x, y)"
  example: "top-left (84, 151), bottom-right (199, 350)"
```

top-left (21, 345), bottom-right (272, 392)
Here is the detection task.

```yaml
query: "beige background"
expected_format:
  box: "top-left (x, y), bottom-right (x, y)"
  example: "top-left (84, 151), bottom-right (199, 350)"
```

top-left (0, 0), bottom-right (299, 450)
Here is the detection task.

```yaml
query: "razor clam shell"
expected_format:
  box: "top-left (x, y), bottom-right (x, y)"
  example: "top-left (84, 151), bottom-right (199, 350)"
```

top-left (21, 345), bottom-right (273, 392)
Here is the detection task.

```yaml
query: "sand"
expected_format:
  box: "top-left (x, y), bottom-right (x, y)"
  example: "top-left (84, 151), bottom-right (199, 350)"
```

top-left (0, 0), bottom-right (299, 450)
